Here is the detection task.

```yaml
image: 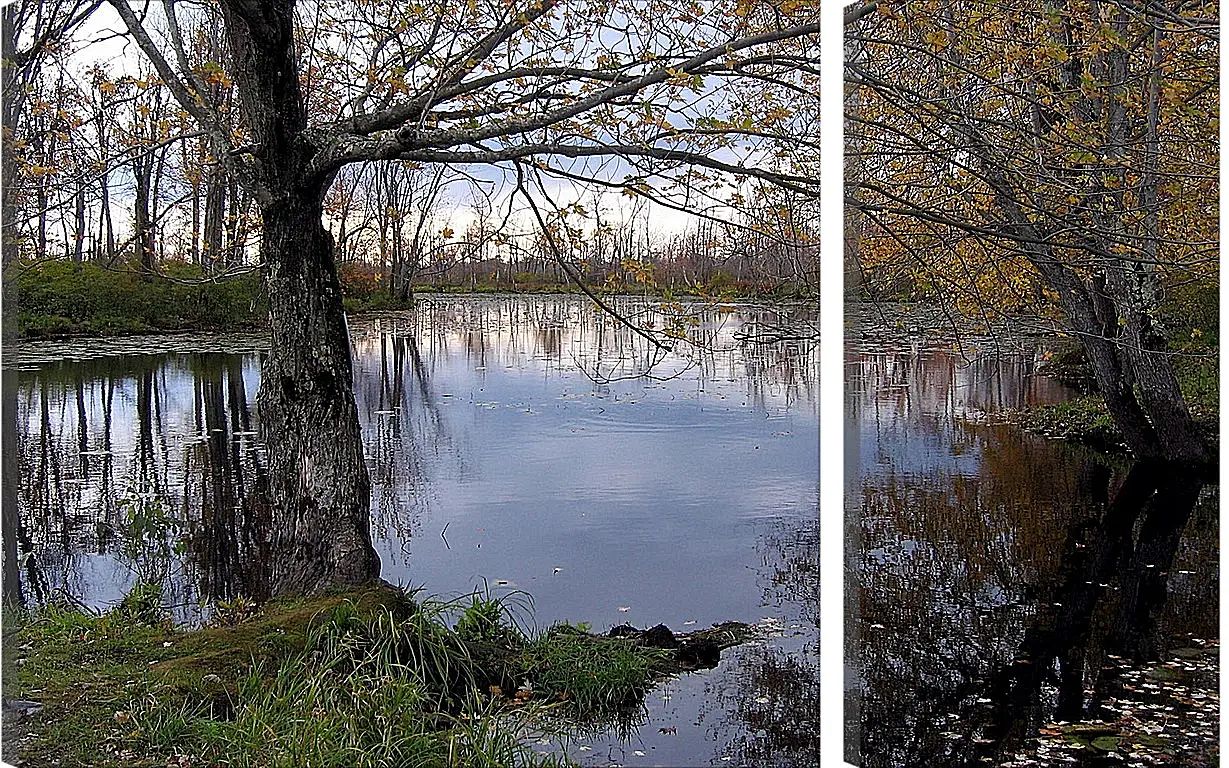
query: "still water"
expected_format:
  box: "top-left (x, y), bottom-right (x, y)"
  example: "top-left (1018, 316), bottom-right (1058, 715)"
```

top-left (846, 304), bottom-right (1218, 767)
top-left (7, 294), bottom-right (818, 767)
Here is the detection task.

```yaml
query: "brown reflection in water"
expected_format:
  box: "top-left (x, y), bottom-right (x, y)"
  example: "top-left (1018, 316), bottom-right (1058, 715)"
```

top-left (850, 346), bottom-right (1218, 768)
top-left (969, 462), bottom-right (1208, 765)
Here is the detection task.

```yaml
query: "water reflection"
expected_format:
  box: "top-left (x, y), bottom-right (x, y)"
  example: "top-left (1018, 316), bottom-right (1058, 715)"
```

top-left (848, 335), bottom-right (1218, 768)
top-left (7, 295), bottom-right (819, 766)
top-left (10, 354), bottom-right (267, 607)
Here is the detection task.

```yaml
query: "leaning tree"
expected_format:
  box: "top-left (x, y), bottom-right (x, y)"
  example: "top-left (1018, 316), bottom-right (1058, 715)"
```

top-left (106, 0), bottom-right (818, 594)
top-left (845, 0), bottom-right (1217, 464)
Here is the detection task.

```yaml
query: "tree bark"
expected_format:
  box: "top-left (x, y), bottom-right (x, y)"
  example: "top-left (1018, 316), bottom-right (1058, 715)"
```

top-left (1, 6), bottom-right (19, 266)
top-left (203, 167), bottom-right (225, 271)
top-left (72, 181), bottom-right (86, 263)
top-left (257, 191), bottom-right (380, 594)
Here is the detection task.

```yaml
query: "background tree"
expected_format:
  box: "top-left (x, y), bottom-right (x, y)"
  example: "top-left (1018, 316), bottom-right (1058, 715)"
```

top-left (845, 0), bottom-right (1217, 464)
top-left (1, 0), bottom-right (101, 266)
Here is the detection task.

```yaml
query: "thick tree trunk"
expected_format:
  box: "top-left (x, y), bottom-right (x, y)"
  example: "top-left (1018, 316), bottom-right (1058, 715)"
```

top-left (217, 0), bottom-right (381, 596)
top-left (1119, 310), bottom-right (1207, 465)
top-left (257, 190), bottom-right (380, 595)
top-left (1051, 268), bottom-right (1207, 465)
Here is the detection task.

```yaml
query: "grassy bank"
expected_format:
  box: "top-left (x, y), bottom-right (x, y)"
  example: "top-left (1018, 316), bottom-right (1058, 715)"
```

top-left (6, 259), bottom-right (813, 340)
top-left (1020, 343), bottom-right (1218, 455)
top-left (5, 261), bottom-right (267, 339)
top-left (1003, 277), bottom-right (1219, 455)
top-left (6, 583), bottom-right (740, 767)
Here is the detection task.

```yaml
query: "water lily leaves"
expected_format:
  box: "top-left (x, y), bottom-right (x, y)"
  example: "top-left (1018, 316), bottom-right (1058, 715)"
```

top-left (1089, 735), bottom-right (1120, 752)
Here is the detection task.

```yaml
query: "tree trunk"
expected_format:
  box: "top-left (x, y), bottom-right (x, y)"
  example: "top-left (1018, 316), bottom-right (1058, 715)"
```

top-left (133, 154), bottom-right (156, 274)
top-left (973, 139), bottom-right (1208, 466)
top-left (72, 181), bottom-right (86, 263)
top-left (100, 174), bottom-right (115, 264)
top-left (203, 167), bottom-right (225, 271)
top-left (1, 6), bottom-right (21, 266)
top-left (257, 190), bottom-right (380, 595)
top-left (217, 0), bottom-right (380, 595)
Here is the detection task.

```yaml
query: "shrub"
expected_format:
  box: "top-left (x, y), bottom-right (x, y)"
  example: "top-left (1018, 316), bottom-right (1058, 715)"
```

top-left (6, 260), bottom-right (265, 337)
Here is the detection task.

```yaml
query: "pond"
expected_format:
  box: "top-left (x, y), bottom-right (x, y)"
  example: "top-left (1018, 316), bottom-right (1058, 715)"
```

top-left (846, 303), bottom-right (1219, 767)
top-left (5, 294), bottom-right (819, 767)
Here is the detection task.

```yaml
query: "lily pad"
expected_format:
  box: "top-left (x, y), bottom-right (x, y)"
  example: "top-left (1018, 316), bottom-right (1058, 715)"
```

top-left (1090, 735), bottom-right (1120, 752)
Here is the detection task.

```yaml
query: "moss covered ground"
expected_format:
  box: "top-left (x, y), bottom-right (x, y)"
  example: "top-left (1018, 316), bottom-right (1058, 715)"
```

top-left (4, 583), bottom-right (736, 767)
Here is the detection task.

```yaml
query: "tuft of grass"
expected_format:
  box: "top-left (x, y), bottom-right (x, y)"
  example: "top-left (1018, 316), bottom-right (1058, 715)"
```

top-left (1016, 396), bottom-right (1128, 453)
top-left (516, 624), bottom-right (672, 714)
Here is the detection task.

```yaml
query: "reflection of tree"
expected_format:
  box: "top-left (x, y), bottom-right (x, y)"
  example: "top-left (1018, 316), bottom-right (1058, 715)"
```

top-left (708, 642), bottom-right (819, 768)
top-left (734, 517), bottom-right (818, 767)
top-left (690, 511), bottom-right (818, 767)
top-left (183, 354), bottom-right (272, 601)
top-left (3, 368), bottom-right (24, 606)
top-left (16, 297), bottom-right (820, 619)
top-left (756, 515), bottom-right (818, 626)
top-left (853, 392), bottom-right (1217, 768)
top-left (360, 328), bottom-right (450, 549)
top-left (13, 354), bottom-right (270, 607)
top-left (971, 463), bottom-right (1207, 765)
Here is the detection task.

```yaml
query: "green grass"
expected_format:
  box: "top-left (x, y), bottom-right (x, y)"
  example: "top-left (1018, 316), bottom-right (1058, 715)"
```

top-left (8, 583), bottom-right (684, 768)
top-left (516, 624), bottom-right (671, 713)
top-left (1016, 396), bottom-right (1130, 453)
